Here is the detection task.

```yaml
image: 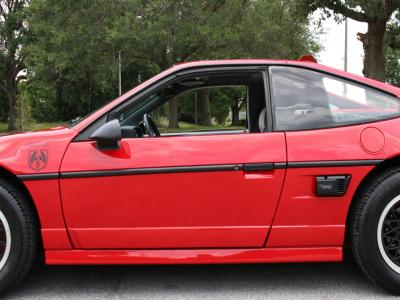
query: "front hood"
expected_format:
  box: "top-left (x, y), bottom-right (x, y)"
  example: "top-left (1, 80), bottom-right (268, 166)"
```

top-left (0, 127), bottom-right (77, 175)
top-left (0, 125), bottom-right (68, 137)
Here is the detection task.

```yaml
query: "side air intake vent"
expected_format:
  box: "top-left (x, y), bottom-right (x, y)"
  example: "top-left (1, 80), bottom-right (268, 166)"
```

top-left (316, 175), bottom-right (351, 197)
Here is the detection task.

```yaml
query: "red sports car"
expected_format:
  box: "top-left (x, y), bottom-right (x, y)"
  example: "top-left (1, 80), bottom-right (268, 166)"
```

top-left (1, 58), bottom-right (400, 294)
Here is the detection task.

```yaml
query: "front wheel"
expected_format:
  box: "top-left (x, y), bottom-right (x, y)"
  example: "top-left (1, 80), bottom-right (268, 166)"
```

top-left (350, 168), bottom-right (400, 295)
top-left (0, 179), bottom-right (37, 294)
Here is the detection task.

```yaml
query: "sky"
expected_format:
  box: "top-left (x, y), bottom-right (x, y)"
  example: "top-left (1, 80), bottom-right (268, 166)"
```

top-left (313, 12), bottom-right (367, 76)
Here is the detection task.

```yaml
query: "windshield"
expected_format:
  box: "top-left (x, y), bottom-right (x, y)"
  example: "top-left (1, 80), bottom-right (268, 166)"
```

top-left (65, 101), bottom-right (110, 128)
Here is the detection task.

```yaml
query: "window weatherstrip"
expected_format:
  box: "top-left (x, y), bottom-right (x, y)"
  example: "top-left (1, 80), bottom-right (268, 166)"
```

top-left (262, 69), bottom-right (273, 132)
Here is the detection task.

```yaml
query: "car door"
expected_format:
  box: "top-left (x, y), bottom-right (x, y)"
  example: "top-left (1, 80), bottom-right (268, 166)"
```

top-left (266, 66), bottom-right (400, 248)
top-left (59, 68), bottom-right (287, 249)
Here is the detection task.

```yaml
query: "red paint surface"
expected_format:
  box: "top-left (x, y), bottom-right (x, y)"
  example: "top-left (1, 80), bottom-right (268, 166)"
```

top-left (23, 180), bottom-right (72, 249)
top-left (360, 127), bottom-right (385, 154)
top-left (69, 227), bottom-right (269, 249)
top-left (269, 120), bottom-right (385, 247)
top-left (285, 119), bottom-right (400, 162)
top-left (60, 133), bottom-right (286, 249)
top-left (0, 129), bottom-right (75, 250)
top-left (267, 226), bottom-right (345, 247)
top-left (298, 54), bottom-right (318, 63)
top-left (61, 133), bottom-right (286, 172)
top-left (0, 127), bottom-right (75, 174)
top-left (46, 247), bottom-right (342, 265)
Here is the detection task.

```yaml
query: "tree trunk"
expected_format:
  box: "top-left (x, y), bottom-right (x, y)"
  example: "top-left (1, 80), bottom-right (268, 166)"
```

top-left (168, 97), bottom-right (179, 128)
top-left (5, 68), bottom-right (17, 131)
top-left (360, 20), bottom-right (387, 82)
top-left (7, 93), bottom-right (17, 131)
top-left (231, 100), bottom-right (240, 126)
top-left (197, 89), bottom-right (212, 126)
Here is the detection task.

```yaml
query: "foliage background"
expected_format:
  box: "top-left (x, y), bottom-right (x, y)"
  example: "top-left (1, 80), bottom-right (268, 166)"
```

top-left (0, 0), bottom-right (319, 129)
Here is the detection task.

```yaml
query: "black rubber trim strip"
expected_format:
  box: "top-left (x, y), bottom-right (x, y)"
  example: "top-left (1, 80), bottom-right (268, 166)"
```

top-left (17, 173), bottom-right (60, 181)
top-left (262, 69), bottom-right (274, 132)
top-left (16, 160), bottom-right (383, 181)
top-left (274, 162), bottom-right (287, 169)
top-left (287, 159), bottom-right (383, 168)
top-left (60, 164), bottom-right (244, 179)
top-left (244, 163), bottom-right (274, 171)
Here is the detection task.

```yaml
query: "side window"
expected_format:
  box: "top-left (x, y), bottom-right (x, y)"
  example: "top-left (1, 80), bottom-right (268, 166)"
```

top-left (270, 66), bottom-right (400, 131)
top-left (116, 71), bottom-right (268, 137)
top-left (151, 86), bottom-right (247, 135)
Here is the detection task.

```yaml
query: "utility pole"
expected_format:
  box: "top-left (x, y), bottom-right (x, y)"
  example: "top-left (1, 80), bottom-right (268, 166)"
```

top-left (20, 96), bottom-right (24, 131)
top-left (118, 50), bottom-right (122, 96)
top-left (344, 18), bottom-right (348, 72)
top-left (343, 17), bottom-right (348, 97)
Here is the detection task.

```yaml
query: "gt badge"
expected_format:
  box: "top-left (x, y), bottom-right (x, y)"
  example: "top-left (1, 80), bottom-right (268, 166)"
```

top-left (28, 150), bottom-right (48, 171)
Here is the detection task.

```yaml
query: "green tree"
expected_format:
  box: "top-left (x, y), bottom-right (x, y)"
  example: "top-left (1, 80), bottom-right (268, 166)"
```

top-left (24, 0), bottom-right (318, 127)
top-left (124, 0), bottom-right (231, 128)
top-left (130, 0), bottom-right (318, 127)
top-left (203, 0), bottom-right (318, 125)
top-left (299, 0), bottom-right (400, 81)
top-left (385, 47), bottom-right (400, 86)
top-left (0, 0), bottom-right (29, 131)
top-left (25, 0), bottom-right (136, 122)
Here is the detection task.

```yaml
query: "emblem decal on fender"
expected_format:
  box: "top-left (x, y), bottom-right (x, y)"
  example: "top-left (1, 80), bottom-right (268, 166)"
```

top-left (28, 150), bottom-right (48, 171)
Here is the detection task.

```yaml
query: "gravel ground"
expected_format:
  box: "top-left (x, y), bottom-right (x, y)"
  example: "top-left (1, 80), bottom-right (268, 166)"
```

top-left (3, 260), bottom-right (396, 300)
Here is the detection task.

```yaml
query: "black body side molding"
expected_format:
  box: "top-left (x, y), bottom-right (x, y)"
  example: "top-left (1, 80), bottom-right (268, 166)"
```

top-left (243, 163), bottom-right (274, 171)
top-left (16, 159), bottom-right (383, 181)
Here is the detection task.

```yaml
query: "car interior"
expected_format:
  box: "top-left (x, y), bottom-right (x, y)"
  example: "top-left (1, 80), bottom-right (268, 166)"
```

top-left (116, 71), bottom-right (268, 138)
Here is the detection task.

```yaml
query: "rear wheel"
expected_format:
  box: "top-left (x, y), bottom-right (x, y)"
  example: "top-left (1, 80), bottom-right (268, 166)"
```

top-left (377, 195), bottom-right (400, 275)
top-left (0, 179), bottom-right (37, 294)
top-left (351, 168), bottom-right (400, 294)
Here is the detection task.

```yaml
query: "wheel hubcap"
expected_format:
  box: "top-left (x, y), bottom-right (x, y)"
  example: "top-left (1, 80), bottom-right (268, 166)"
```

top-left (0, 210), bottom-right (11, 271)
top-left (378, 195), bottom-right (400, 274)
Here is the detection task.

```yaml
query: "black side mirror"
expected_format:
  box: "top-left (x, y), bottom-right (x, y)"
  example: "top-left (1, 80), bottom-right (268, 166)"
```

top-left (89, 119), bottom-right (122, 150)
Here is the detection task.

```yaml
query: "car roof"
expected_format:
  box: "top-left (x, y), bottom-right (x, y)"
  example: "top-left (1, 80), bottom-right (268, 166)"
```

top-left (72, 59), bottom-right (400, 132)
top-left (170, 59), bottom-right (400, 93)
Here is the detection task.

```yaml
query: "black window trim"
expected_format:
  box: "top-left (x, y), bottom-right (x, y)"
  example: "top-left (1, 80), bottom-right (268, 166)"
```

top-left (268, 65), bottom-right (400, 132)
top-left (109, 66), bottom-right (265, 120)
top-left (74, 65), bottom-right (271, 141)
top-left (74, 62), bottom-right (397, 141)
top-left (263, 67), bottom-right (273, 132)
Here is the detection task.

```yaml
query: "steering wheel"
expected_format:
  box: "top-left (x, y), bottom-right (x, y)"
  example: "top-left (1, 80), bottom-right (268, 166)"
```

top-left (143, 113), bottom-right (161, 137)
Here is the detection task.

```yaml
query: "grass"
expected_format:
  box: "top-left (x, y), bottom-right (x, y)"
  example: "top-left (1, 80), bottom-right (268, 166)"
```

top-left (0, 122), bottom-right (61, 133)
top-left (0, 123), bottom-right (6, 133)
top-left (159, 121), bottom-right (245, 133)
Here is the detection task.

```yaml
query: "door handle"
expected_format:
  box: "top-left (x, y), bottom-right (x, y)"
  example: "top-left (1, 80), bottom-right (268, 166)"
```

top-left (243, 163), bottom-right (274, 172)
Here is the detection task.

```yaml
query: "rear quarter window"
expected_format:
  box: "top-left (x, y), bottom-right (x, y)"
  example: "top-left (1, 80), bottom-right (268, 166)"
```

top-left (270, 66), bottom-right (400, 131)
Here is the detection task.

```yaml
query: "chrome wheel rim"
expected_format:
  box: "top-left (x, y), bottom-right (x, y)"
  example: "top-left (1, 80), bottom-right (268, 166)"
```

top-left (378, 195), bottom-right (400, 274)
top-left (0, 210), bottom-right (11, 271)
